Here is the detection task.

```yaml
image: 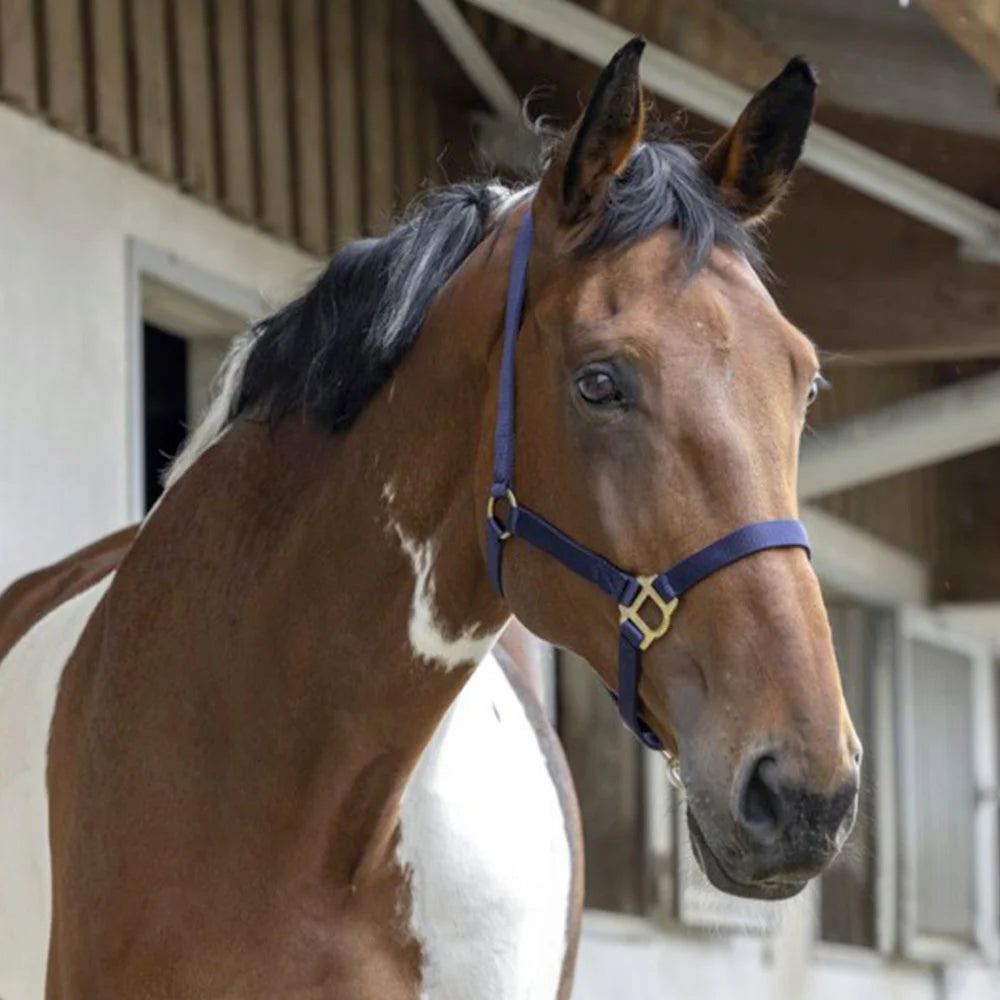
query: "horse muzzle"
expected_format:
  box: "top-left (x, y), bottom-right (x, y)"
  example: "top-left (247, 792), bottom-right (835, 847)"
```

top-left (684, 749), bottom-right (860, 900)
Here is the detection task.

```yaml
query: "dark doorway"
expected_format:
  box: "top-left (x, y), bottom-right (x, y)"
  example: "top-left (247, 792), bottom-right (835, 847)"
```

top-left (143, 324), bottom-right (189, 512)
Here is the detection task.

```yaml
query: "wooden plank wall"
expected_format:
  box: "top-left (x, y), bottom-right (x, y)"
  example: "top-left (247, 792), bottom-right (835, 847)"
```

top-left (0, 0), bottom-right (464, 254)
top-left (809, 363), bottom-right (940, 562)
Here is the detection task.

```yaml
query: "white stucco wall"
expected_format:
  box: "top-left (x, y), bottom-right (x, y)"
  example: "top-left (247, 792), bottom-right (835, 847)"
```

top-left (573, 911), bottom-right (998, 1000)
top-left (0, 103), bottom-right (316, 588)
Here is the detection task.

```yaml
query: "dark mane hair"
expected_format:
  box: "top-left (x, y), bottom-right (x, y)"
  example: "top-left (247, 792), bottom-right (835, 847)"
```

top-left (232, 141), bottom-right (757, 433)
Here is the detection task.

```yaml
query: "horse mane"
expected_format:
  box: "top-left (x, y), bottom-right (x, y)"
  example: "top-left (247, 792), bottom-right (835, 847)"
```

top-left (164, 140), bottom-right (757, 491)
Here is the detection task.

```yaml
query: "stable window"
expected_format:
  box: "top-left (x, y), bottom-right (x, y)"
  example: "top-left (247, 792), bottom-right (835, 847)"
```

top-left (897, 610), bottom-right (999, 961)
top-left (818, 601), bottom-right (883, 950)
top-left (560, 597), bottom-right (1000, 954)
top-left (643, 599), bottom-right (884, 936)
top-left (141, 323), bottom-right (231, 511)
top-left (558, 649), bottom-right (646, 914)
top-left (128, 241), bottom-right (261, 520)
top-left (672, 798), bottom-right (781, 932)
top-left (142, 325), bottom-right (189, 510)
top-left (644, 752), bottom-right (781, 932)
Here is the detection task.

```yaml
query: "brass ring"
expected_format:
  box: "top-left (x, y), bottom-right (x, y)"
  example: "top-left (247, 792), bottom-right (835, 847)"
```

top-left (487, 489), bottom-right (518, 541)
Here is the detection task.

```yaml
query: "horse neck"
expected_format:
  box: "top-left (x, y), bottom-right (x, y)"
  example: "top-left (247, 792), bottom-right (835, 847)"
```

top-left (130, 233), bottom-right (512, 884)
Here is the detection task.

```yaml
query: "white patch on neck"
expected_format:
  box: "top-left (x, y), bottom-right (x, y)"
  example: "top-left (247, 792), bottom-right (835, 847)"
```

top-left (388, 517), bottom-right (497, 671)
top-left (397, 654), bottom-right (571, 1000)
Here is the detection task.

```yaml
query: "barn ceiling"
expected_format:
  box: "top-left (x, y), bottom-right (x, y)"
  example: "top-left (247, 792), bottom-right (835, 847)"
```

top-left (719, 0), bottom-right (1000, 139)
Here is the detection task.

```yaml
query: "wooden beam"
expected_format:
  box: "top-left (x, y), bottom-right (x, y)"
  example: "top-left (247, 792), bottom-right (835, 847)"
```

top-left (475, 19), bottom-right (1000, 360)
top-left (464, 0), bottom-right (1000, 261)
top-left (174, 0), bottom-right (217, 200)
top-left (44, 0), bottom-right (90, 137)
top-left (130, 0), bottom-right (177, 179)
top-left (799, 368), bottom-right (1000, 501)
top-left (417, 68), bottom-right (442, 186)
top-left (802, 507), bottom-right (929, 606)
top-left (414, 0), bottom-right (521, 119)
top-left (91, 0), bottom-right (132, 157)
top-left (916, 0), bottom-right (1000, 84)
top-left (578, 0), bottom-right (783, 91)
top-left (214, 0), bottom-right (257, 220)
top-left (326, 0), bottom-right (362, 243)
top-left (289, 0), bottom-right (329, 252)
top-left (464, 0), bottom-right (780, 167)
top-left (936, 604), bottom-right (1000, 640)
top-left (393, 1), bottom-right (424, 206)
top-left (251, 0), bottom-right (294, 240)
top-left (0, 0), bottom-right (42, 111)
top-left (359, 0), bottom-right (394, 235)
top-left (805, 364), bottom-right (939, 566)
top-left (767, 168), bottom-right (1000, 364)
top-left (765, 105), bottom-right (1000, 363)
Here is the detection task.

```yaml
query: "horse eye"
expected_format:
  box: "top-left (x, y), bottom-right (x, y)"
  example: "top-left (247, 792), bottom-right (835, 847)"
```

top-left (577, 369), bottom-right (622, 407)
top-left (806, 374), bottom-right (829, 408)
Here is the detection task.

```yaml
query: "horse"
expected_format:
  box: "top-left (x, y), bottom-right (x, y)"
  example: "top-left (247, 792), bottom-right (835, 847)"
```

top-left (0, 529), bottom-right (582, 1000)
top-left (0, 37), bottom-right (860, 999)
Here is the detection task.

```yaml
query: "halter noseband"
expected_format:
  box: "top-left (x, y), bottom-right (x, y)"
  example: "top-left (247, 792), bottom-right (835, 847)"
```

top-left (486, 208), bottom-right (811, 751)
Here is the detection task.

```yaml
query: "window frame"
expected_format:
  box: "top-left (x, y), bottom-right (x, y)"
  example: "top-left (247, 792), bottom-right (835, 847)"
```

top-left (896, 607), bottom-right (999, 963)
top-left (641, 751), bottom-right (787, 935)
top-left (645, 601), bottom-right (893, 943)
top-left (815, 603), bottom-right (894, 955)
top-left (126, 239), bottom-right (263, 520)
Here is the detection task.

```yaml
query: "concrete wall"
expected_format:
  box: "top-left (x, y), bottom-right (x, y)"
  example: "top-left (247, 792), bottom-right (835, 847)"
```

top-left (0, 104), bottom-right (315, 588)
top-left (573, 911), bottom-right (999, 1000)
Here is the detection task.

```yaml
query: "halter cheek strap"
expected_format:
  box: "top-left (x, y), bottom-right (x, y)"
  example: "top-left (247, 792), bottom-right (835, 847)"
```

top-left (486, 208), bottom-right (811, 750)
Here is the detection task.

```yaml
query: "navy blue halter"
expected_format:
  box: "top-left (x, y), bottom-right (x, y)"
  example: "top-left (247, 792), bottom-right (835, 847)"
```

top-left (486, 207), bottom-right (811, 750)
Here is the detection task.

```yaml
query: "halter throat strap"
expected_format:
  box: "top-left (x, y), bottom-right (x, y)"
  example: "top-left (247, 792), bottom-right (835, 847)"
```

top-left (486, 208), bottom-right (811, 750)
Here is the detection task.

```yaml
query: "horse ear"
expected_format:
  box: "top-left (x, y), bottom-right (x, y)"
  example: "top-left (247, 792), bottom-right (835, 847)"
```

top-left (536, 37), bottom-right (646, 236)
top-left (702, 57), bottom-right (817, 225)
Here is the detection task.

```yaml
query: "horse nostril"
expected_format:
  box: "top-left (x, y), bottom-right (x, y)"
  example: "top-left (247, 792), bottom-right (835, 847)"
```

top-left (736, 755), bottom-right (790, 846)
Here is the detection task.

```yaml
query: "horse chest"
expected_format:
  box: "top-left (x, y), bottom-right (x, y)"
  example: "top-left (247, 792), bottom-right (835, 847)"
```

top-left (397, 656), bottom-right (572, 1000)
top-left (0, 580), bottom-right (572, 1000)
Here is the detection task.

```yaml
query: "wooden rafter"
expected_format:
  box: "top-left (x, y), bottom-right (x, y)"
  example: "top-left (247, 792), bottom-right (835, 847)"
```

top-left (799, 367), bottom-right (1000, 501)
top-left (464, 0), bottom-right (1000, 261)
top-left (916, 0), bottom-right (1000, 84)
top-left (415, 0), bottom-right (521, 119)
top-left (581, 0), bottom-right (784, 91)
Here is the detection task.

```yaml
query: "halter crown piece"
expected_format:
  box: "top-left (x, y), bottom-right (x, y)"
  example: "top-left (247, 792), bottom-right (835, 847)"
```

top-left (486, 207), bottom-right (812, 751)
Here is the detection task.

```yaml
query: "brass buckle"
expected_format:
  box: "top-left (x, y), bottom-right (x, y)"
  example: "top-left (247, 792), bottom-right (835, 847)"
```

top-left (619, 575), bottom-right (679, 651)
top-left (487, 489), bottom-right (518, 541)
